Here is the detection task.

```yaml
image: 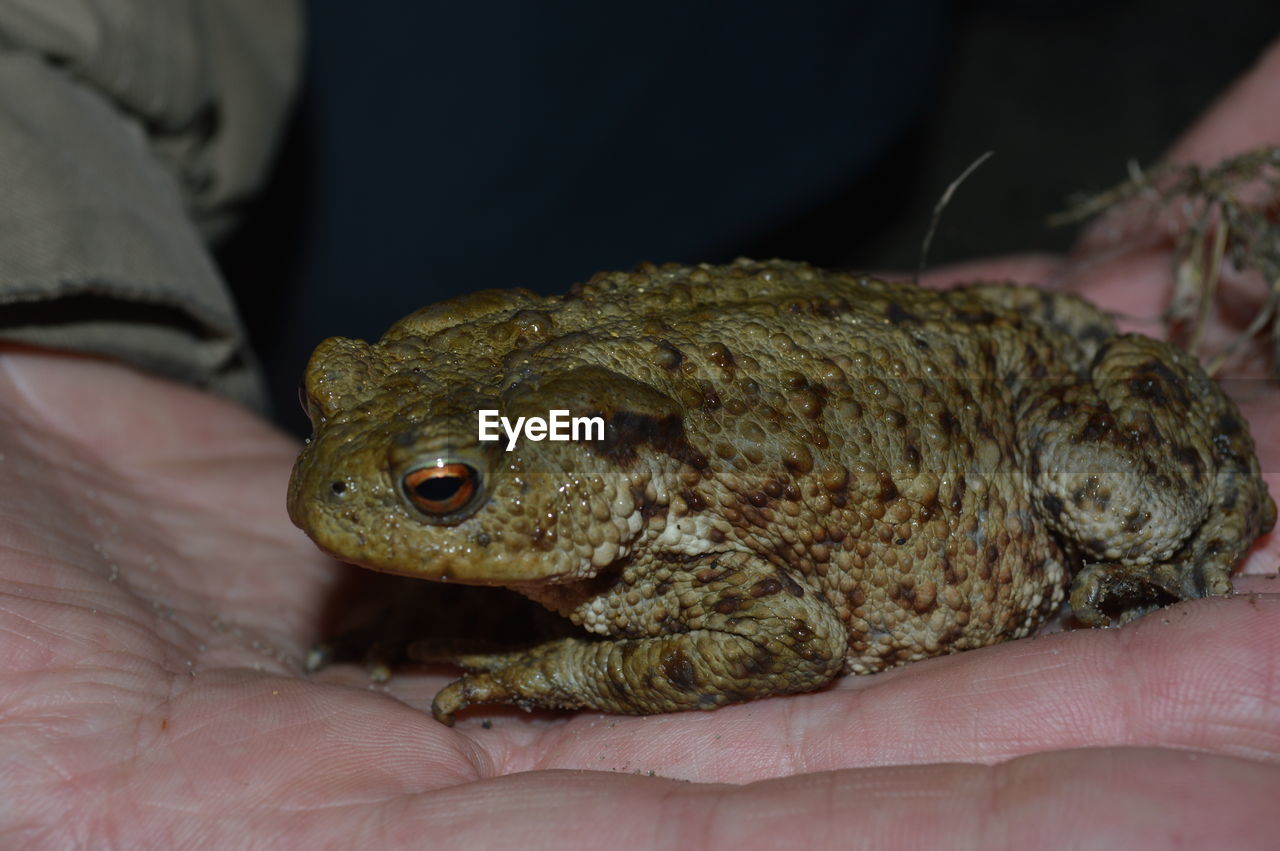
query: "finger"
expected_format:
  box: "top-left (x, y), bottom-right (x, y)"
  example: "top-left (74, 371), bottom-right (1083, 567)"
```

top-left (375, 747), bottom-right (1273, 849)
top-left (916, 253), bottom-right (1066, 290)
top-left (1165, 36), bottom-right (1280, 166)
top-left (467, 594), bottom-right (1280, 783)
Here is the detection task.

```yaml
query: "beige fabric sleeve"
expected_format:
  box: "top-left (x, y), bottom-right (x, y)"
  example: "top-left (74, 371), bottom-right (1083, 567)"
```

top-left (0, 1), bottom-right (302, 408)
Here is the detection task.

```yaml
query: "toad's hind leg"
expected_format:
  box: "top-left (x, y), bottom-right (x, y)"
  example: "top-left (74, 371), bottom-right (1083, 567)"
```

top-left (428, 551), bottom-right (848, 723)
top-left (1020, 334), bottom-right (1275, 625)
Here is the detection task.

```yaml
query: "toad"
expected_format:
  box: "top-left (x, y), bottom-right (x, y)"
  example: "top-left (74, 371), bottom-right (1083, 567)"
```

top-left (288, 259), bottom-right (1275, 723)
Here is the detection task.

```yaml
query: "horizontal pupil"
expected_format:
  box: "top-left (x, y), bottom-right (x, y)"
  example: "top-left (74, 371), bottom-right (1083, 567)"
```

top-left (415, 476), bottom-right (465, 503)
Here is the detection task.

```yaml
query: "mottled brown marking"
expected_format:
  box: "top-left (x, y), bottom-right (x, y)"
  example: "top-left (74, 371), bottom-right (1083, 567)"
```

top-left (1216, 412), bottom-right (1242, 438)
top-left (1079, 323), bottom-right (1111, 345)
top-left (653, 341), bottom-right (683, 370)
top-left (957, 308), bottom-right (997, 325)
top-left (751, 578), bottom-right (784, 598)
top-left (784, 445), bottom-right (814, 475)
top-left (694, 566), bottom-right (728, 586)
top-left (1048, 402), bottom-right (1074, 421)
top-left (1129, 373), bottom-right (1168, 406)
top-left (699, 381), bottom-right (722, 411)
top-left (877, 472), bottom-right (899, 503)
top-left (714, 594), bottom-right (743, 615)
top-left (793, 389), bottom-right (826, 419)
top-left (919, 490), bottom-right (938, 521)
top-left (661, 648), bottom-right (699, 692)
top-left (886, 301), bottom-right (919, 325)
top-left (1174, 445), bottom-right (1204, 482)
top-left (783, 371), bottom-right (809, 390)
top-left (1081, 412), bottom-right (1115, 442)
top-left (949, 476), bottom-right (967, 513)
top-left (777, 571), bottom-right (805, 598)
top-left (682, 490), bottom-right (707, 512)
top-left (707, 342), bottom-right (736, 371)
top-left (529, 525), bottom-right (554, 551)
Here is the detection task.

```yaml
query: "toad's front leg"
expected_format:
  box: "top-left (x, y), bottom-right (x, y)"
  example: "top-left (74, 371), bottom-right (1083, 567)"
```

top-left (427, 551), bottom-right (848, 724)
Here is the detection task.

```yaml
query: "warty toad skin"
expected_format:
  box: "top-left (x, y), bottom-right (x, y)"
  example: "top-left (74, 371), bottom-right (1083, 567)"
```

top-left (288, 259), bottom-right (1275, 723)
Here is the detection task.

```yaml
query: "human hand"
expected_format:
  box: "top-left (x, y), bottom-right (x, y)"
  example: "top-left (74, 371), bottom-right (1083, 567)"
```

top-left (1, 337), bottom-right (1275, 846)
top-left (7, 36), bottom-right (1280, 851)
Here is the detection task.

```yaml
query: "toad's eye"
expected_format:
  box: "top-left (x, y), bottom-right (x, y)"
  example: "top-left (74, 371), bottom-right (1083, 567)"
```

top-left (402, 463), bottom-right (479, 516)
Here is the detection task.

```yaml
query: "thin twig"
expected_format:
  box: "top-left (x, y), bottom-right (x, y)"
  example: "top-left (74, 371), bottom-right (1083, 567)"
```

top-left (915, 151), bottom-right (994, 284)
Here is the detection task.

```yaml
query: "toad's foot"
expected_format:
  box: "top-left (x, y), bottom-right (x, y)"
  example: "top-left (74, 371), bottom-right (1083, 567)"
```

top-left (1024, 334), bottom-right (1274, 626)
top-left (1068, 560), bottom-right (1232, 626)
top-left (429, 551), bottom-right (848, 724)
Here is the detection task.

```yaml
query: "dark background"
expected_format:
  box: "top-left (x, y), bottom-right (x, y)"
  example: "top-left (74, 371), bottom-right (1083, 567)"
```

top-left (217, 0), bottom-right (1280, 433)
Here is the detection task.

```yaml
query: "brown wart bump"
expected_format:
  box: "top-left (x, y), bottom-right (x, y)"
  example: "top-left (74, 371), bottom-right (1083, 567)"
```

top-left (783, 444), bottom-right (814, 475)
top-left (700, 381), bottom-right (722, 411)
top-left (707, 342), bottom-right (736, 371)
top-left (788, 618), bottom-right (814, 642)
top-left (682, 490), bottom-right (707, 512)
top-left (792, 389), bottom-right (826, 419)
top-left (714, 594), bottom-right (743, 614)
top-left (782, 371), bottom-right (809, 391)
top-left (949, 476), bottom-right (967, 512)
top-left (904, 444), bottom-right (922, 469)
top-left (919, 489), bottom-right (939, 521)
top-left (654, 341), bottom-right (684, 370)
top-left (750, 577), bottom-right (784, 598)
top-left (821, 466), bottom-right (849, 493)
top-left (695, 566), bottom-right (729, 585)
top-left (877, 472), bottom-right (899, 504)
top-left (659, 648), bottom-right (699, 692)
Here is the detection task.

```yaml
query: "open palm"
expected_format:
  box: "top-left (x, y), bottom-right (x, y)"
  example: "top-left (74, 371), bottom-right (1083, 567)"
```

top-left (2, 248), bottom-right (1277, 848)
top-left (7, 36), bottom-right (1280, 845)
